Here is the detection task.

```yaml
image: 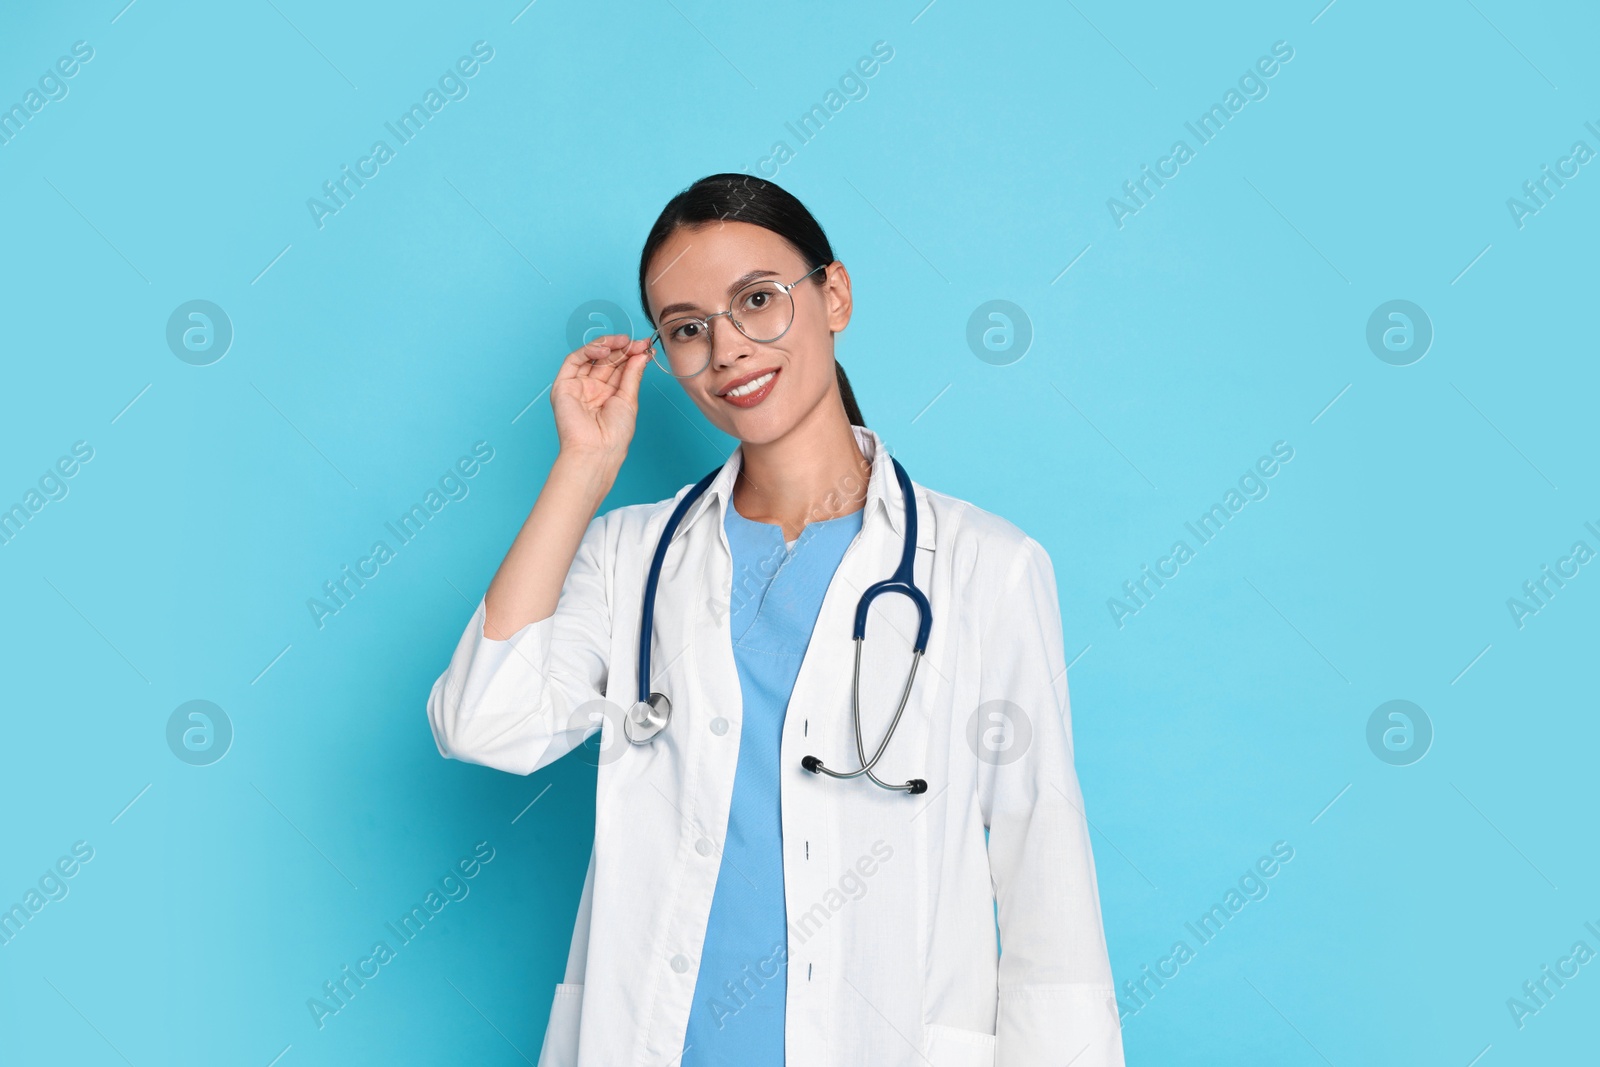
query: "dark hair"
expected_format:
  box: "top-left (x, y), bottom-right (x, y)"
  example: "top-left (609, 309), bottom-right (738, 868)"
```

top-left (637, 173), bottom-right (865, 428)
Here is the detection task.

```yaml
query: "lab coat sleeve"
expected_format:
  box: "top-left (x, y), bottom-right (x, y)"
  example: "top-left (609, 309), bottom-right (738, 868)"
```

top-left (426, 510), bottom-right (613, 776)
top-left (976, 535), bottom-right (1126, 1067)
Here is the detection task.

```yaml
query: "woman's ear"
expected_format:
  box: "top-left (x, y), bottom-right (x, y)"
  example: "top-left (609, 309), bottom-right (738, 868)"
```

top-left (824, 262), bottom-right (852, 333)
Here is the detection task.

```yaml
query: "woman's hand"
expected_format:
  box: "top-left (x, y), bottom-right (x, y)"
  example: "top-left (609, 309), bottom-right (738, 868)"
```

top-left (479, 334), bottom-right (652, 639)
top-left (551, 333), bottom-right (654, 467)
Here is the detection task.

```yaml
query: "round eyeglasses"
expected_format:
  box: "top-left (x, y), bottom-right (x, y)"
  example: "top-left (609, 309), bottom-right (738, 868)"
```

top-left (647, 264), bottom-right (828, 378)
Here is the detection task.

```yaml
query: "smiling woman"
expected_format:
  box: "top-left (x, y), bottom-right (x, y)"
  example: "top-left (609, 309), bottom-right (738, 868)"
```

top-left (634, 176), bottom-right (867, 457)
top-left (426, 173), bottom-right (1124, 1067)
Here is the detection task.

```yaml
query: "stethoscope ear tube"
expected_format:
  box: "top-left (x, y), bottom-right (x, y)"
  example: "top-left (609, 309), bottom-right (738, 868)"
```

top-left (851, 458), bottom-right (931, 654)
top-left (801, 457), bottom-right (933, 794)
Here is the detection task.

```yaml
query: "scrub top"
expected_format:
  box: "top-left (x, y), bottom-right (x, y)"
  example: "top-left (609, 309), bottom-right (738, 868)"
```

top-left (679, 498), bottom-right (865, 1066)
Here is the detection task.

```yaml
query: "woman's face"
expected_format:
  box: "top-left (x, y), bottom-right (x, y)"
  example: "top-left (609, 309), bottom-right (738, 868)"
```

top-left (644, 220), bottom-right (851, 445)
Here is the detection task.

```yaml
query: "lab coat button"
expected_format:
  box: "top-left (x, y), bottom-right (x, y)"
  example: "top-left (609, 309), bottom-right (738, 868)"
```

top-left (671, 954), bottom-right (690, 973)
top-left (695, 837), bottom-right (714, 856)
top-left (710, 716), bottom-right (729, 735)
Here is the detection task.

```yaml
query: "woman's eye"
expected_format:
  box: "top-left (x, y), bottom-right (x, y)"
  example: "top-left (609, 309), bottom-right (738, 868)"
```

top-left (671, 322), bottom-right (700, 341)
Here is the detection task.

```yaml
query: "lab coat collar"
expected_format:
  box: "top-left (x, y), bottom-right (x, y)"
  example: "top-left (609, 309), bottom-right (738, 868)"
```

top-left (676, 424), bottom-right (924, 548)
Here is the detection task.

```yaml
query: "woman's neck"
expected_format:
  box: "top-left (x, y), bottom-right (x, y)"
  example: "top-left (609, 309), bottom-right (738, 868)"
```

top-left (732, 409), bottom-right (869, 543)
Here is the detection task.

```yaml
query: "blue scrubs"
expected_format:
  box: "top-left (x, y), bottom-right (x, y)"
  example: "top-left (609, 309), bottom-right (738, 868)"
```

top-left (679, 500), bottom-right (864, 1066)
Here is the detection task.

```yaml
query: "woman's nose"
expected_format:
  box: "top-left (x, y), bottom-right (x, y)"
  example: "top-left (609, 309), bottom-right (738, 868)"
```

top-left (709, 317), bottom-right (752, 368)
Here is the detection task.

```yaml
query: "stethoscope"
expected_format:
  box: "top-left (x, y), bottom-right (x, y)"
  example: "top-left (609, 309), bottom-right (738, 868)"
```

top-left (623, 454), bottom-right (931, 794)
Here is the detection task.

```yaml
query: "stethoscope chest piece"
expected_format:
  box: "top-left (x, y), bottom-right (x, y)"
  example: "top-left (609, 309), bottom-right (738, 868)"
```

top-left (624, 692), bottom-right (671, 745)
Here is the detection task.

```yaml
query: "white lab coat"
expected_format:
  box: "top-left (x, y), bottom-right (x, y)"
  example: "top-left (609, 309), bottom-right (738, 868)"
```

top-left (427, 425), bottom-right (1124, 1066)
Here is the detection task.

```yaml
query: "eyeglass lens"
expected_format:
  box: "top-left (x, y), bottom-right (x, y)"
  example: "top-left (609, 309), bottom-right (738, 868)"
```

top-left (652, 280), bottom-right (795, 377)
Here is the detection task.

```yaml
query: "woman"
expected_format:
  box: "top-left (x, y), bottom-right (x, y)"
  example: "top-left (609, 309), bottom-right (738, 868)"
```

top-left (426, 174), bottom-right (1124, 1067)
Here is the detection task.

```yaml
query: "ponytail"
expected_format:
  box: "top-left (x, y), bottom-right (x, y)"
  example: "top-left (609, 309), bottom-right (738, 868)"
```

top-left (836, 361), bottom-right (866, 427)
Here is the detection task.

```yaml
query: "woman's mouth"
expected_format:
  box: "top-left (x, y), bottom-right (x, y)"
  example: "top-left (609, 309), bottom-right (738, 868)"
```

top-left (719, 369), bottom-right (779, 408)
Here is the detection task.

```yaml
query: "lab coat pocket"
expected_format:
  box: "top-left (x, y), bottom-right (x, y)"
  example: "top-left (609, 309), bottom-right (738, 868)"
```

top-left (920, 1021), bottom-right (997, 1067)
top-left (537, 982), bottom-right (584, 1067)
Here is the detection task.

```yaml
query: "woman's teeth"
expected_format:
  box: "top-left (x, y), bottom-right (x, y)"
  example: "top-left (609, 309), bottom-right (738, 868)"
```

top-left (726, 371), bottom-right (775, 398)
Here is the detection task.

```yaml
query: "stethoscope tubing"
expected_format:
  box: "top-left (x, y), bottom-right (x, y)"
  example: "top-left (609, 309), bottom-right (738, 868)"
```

top-left (626, 454), bottom-right (930, 794)
top-left (636, 465), bottom-right (722, 709)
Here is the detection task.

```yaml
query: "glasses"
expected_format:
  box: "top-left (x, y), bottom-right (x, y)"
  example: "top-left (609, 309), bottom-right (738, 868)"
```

top-left (647, 264), bottom-right (828, 378)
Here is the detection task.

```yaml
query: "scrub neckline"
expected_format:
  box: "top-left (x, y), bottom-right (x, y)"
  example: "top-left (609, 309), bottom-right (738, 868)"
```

top-left (727, 498), bottom-right (865, 542)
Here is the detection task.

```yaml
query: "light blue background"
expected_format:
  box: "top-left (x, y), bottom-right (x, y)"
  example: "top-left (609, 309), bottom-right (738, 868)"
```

top-left (2, 0), bottom-right (1595, 1063)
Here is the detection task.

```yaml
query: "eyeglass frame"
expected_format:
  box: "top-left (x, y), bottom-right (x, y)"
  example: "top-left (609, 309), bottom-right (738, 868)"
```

top-left (645, 263), bottom-right (830, 378)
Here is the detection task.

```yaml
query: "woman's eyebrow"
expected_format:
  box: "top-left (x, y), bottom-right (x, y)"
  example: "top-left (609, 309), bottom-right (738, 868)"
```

top-left (655, 269), bottom-right (781, 319)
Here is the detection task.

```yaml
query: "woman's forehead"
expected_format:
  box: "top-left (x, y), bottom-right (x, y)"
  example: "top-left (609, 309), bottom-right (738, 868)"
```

top-left (647, 224), bottom-right (802, 308)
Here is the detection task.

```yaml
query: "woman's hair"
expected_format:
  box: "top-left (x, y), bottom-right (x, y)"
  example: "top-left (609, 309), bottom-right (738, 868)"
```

top-left (637, 173), bottom-right (866, 428)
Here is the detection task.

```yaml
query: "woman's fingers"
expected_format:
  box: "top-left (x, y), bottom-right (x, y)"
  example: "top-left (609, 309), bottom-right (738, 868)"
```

top-left (613, 346), bottom-right (652, 406)
top-left (566, 334), bottom-right (624, 363)
top-left (562, 335), bottom-right (653, 395)
top-left (561, 336), bottom-right (628, 387)
top-left (613, 338), bottom-right (652, 370)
